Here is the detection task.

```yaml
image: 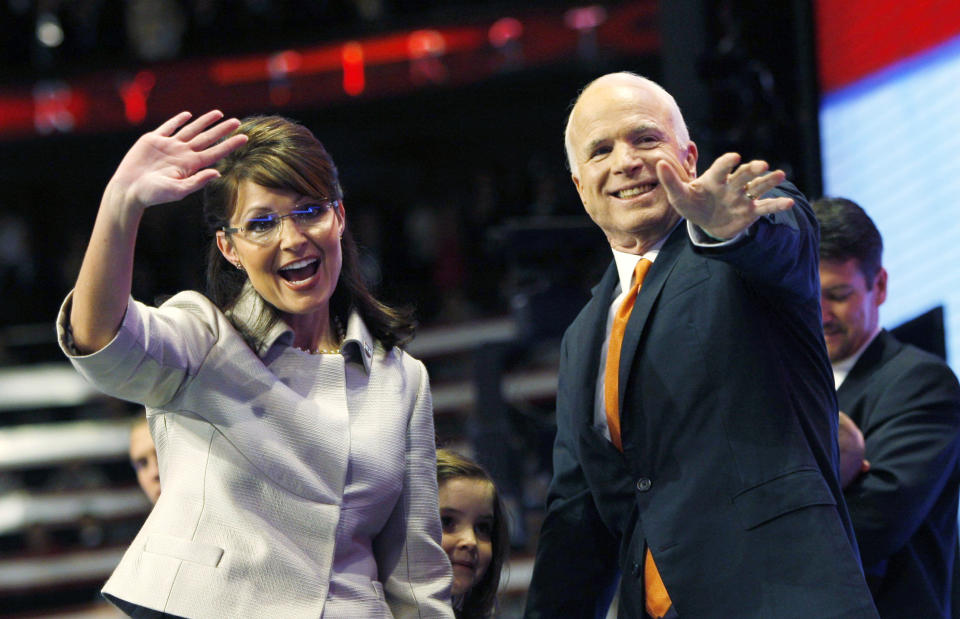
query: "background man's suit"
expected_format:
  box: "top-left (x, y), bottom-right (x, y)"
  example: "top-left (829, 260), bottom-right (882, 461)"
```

top-left (839, 329), bottom-right (960, 618)
top-left (525, 186), bottom-right (878, 618)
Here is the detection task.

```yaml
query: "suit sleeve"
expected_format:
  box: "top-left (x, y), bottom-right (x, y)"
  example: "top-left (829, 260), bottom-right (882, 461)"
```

top-left (374, 356), bottom-right (454, 618)
top-left (689, 181), bottom-right (820, 305)
top-left (57, 290), bottom-right (218, 407)
top-left (525, 336), bottom-right (620, 618)
top-left (844, 356), bottom-right (960, 567)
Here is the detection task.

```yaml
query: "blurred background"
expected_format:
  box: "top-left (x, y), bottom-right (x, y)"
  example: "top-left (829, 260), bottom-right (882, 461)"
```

top-left (1, 0), bottom-right (958, 616)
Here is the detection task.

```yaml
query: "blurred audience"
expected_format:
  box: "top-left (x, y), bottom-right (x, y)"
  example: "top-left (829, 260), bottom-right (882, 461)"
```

top-left (128, 417), bottom-right (160, 504)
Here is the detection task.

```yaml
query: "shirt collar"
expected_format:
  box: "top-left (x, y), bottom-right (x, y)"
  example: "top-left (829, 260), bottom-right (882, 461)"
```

top-left (225, 283), bottom-right (291, 356)
top-left (343, 309), bottom-right (376, 374)
top-left (226, 282), bottom-right (376, 374)
top-left (611, 232), bottom-right (669, 294)
top-left (831, 326), bottom-right (881, 389)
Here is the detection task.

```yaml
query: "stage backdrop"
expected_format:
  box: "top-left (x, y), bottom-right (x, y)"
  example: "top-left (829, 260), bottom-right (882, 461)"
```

top-left (816, 0), bottom-right (960, 372)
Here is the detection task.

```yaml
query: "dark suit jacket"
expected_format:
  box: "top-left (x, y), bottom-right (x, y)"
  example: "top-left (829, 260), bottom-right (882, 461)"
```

top-left (525, 185), bottom-right (878, 618)
top-left (839, 329), bottom-right (960, 618)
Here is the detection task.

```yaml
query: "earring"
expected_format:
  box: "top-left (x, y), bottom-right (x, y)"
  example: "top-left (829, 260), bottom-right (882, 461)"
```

top-left (235, 263), bottom-right (245, 271)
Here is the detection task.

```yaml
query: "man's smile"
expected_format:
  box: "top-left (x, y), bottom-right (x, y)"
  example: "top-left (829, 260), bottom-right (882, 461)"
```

top-left (610, 182), bottom-right (658, 200)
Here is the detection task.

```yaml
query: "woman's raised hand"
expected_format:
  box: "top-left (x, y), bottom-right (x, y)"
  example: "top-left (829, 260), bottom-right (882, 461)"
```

top-left (68, 111), bottom-right (246, 353)
top-left (107, 111), bottom-right (248, 211)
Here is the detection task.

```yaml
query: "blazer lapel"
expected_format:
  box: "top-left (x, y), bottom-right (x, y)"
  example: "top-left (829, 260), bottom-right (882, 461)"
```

top-left (616, 225), bottom-right (687, 415)
top-left (837, 330), bottom-right (899, 422)
top-left (568, 262), bottom-right (619, 432)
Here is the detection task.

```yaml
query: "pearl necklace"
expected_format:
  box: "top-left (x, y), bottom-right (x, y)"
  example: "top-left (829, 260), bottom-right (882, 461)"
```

top-left (299, 316), bottom-right (345, 355)
top-left (311, 346), bottom-right (341, 355)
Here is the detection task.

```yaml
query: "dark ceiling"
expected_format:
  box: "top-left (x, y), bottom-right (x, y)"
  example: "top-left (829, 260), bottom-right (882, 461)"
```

top-left (0, 0), bottom-right (821, 333)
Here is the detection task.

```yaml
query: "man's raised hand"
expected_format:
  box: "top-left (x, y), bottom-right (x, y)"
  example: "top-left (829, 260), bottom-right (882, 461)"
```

top-left (657, 152), bottom-right (794, 240)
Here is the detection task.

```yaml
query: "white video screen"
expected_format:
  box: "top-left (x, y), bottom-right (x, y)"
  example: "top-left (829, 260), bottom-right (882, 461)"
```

top-left (819, 34), bottom-right (960, 372)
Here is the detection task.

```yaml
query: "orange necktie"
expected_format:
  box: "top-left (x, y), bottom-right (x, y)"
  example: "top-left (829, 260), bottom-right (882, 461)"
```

top-left (603, 258), bottom-right (651, 451)
top-left (602, 258), bottom-right (673, 619)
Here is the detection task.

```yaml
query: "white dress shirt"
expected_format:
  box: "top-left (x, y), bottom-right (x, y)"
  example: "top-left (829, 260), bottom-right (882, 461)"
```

top-left (832, 327), bottom-right (882, 389)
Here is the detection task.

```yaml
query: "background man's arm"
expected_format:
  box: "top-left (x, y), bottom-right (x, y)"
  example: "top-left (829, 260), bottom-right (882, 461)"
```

top-left (838, 411), bottom-right (870, 488)
top-left (844, 359), bottom-right (960, 567)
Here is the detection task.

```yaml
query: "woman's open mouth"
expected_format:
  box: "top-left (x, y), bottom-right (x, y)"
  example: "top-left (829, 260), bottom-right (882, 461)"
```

top-left (278, 258), bottom-right (320, 284)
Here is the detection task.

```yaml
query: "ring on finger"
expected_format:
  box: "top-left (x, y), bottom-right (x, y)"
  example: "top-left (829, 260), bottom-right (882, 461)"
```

top-left (743, 185), bottom-right (758, 200)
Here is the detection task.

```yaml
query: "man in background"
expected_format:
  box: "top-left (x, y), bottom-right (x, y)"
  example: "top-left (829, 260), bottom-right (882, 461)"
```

top-left (815, 196), bottom-right (960, 618)
top-left (129, 417), bottom-right (160, 504)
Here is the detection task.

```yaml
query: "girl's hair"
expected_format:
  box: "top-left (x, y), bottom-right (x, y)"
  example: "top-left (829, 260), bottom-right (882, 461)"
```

top-left (202, 115), bottom-right (415, 349)
top-left (436, 449), bottom-right (509, 619)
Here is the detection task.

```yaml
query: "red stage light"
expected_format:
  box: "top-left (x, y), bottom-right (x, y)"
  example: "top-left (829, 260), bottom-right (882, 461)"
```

top-left (408, 30), bottom-right (446, 58)
top-left (268, 50), bottom-right (302, 78)
top-left (120, 71), bottom-right (156, 125)
top-left (489, 18), bottom-right (523, 48)
top-left (564, 5), bottom-right (608, 31)
top-left (342, 42), bottom-right (365, 96)
top-left (33, 82), bottom-right (86, 134)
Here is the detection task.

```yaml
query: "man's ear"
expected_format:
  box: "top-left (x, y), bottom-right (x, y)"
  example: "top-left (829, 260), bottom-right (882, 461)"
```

top-left (216, 231), bottom-right (240, 268)
top-left (873, 267), bottom-right (887, 306)
top-left (571, 173), bottom-right (586, 206)
top-left (683, 140), bottom-right (699, 178)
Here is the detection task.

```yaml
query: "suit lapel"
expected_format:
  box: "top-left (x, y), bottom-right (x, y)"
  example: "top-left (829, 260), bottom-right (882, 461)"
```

top-left (837, 330), bottom-right (900, 423)
top-left (617, 225), bottom-right (687, 415)
top-left (567, 262), bottom-right (620, 431)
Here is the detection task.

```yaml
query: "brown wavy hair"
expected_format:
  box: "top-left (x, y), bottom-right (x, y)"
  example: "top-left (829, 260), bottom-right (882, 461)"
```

top-left (202, 115), bottom-right (415, 349)
top-left (436, 449), bottom-right (510, 619)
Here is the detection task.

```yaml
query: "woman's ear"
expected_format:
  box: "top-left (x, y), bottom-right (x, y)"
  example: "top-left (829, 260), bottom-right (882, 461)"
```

top-left (216, 231), bottom-right (241, 269)
top-left (335, 200), bottom-right (346, 237)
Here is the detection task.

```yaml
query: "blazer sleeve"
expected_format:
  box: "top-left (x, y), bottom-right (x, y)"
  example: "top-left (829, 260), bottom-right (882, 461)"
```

top-left (525, 336), bottom-right (620, 618)
top-left (689, 181), bottom-right (820, 305)
top-left (56, 290), bottom-right (217, 408)
top-left (844, 356), bottom-right (960, 567)
top-left (374, 355), bottom-right (454, 618)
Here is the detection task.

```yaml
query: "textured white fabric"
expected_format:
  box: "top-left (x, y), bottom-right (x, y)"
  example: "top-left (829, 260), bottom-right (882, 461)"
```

top-left (56, 289), bottom-right (453, 618)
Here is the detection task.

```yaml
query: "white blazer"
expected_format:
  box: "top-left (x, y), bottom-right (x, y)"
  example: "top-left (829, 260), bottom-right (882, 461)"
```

top-left (57, 288), bottom-right (453, 618)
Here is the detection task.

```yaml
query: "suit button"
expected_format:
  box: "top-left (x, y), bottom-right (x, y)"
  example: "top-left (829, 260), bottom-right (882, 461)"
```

top-left (636, 478), bottom-right (652, 492)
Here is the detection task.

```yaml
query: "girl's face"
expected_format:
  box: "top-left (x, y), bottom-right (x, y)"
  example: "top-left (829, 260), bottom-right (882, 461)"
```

top-left (439, 478), bottom-right (495, 597)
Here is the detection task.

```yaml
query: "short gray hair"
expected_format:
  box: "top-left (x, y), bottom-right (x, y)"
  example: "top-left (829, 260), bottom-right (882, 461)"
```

top-left (564, 72), bottom-right (690, 176)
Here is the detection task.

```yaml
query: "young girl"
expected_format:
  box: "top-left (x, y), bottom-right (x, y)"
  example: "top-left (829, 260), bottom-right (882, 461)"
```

top-left (436, 449), bottom-right (510, 618)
